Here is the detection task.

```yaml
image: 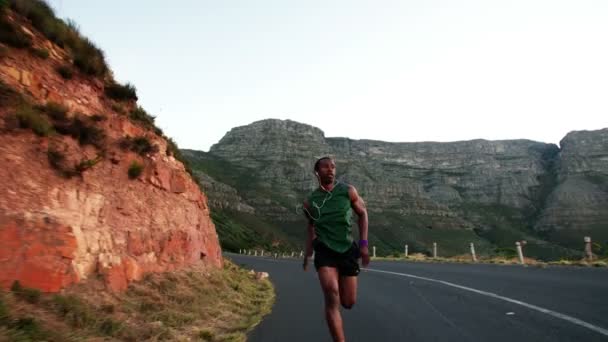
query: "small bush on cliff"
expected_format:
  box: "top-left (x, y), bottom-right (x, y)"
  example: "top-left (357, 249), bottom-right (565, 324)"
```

top-left (38, 101), bottom-right (68, 121)
top-left (51, 294), bottom-right (95, 328)
top-left (9, 317), bottom-right (53, 340)
top-left (74, 156), bottom-right (101, 174)
top-left (90, 114), bottom-right (105, 122)
top-left (31, 47), bottom-right (49, 59)
top-left (198, 329), bottom-right (214, 341)
top-left (15, 105), bottom-right (53, 136)
top-left (129, 106), bottom-right (155, 128)
top-left (128, 161), bottom-right (143, 179)
top-left (105, 82), bottom-right (138, 102)
top-left (0, 16), bottom-right (32, 48)
top-left (166, 137), bottom-right (180, 159)
top-left (9, 0), bottom-right (109, 77)
top-left (0, 79), bottom-right (23, 108)
top-left (56, 65), bottom-right (73, 79)
top-left (120, 136), bottom-right (158, 156)
top-left (72, 37), bottom-right (107, 76)
top-left (53, 115), bottom-right (106, 149)
top-left (10, 281), bottom-right (41, 304)
top-left (131, 136), bottom-right (156, 156)
top-left (71, 117), bottom-right (105, 148)
top-left (0, 26), bottom-right (29, 48)
top-left (110, 103), bottom-right (125, 115)
top-left (47, 148), bottom-right (64, 169)
top-left (98, 318), bottom-right (123, 336)
top-left (48, 148), bottom-right (101, 178)
top-left (0, 296), bottom-right (8, 324)
top-left (9, 0), bottom-right (57, 33)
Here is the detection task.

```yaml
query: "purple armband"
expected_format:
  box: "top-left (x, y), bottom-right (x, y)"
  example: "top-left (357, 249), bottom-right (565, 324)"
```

top-left (359, 239), bottom-right (368, 248)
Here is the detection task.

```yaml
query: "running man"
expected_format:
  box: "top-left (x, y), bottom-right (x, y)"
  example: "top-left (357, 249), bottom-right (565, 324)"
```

top-left (302, 156), bottom-right (370, 342)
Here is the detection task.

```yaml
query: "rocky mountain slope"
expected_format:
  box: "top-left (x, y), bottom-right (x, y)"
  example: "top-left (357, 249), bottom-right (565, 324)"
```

top-left (186, 119), bottom-right (608, 260)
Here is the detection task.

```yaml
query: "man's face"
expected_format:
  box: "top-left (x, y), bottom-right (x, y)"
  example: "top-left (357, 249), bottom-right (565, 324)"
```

top-left (316, 158), bottom-right (336, 184)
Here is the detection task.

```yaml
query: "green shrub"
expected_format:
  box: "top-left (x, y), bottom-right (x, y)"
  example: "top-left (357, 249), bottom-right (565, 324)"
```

top-left (53, 115), bottom-right (105, 149)
top-left (120, 136), bottom-right (158, 156)
top-left (131, 136), bottom-right (156, 156)
top-left (9, 0), bottom-right (55, 31)
top-left (47, 148), bottom-right (64, 170)
top-left (101, 304), bottom-right (115, 314)
top-left (128, 161), bottom-right (143, 179)
top-left (98, 318), bottom-right (122, 336)
top-left (0, 80), bottom-right (22, 109)
top-left (0, 296), bottom-right (8, 324)
top-left (129, 106), bottom-right (155, 128)
top-left (90, 114), bottom-right (105, 122)
top-left (72, 37), bottom-right (107, 76)
top-left (16, 106), bottom-right (53, 136)
top-left (39, 101), bottom-right (68, 121)
top-left (166, 137), bottom-right (179, 157)
top-left (0, 16), bottom-right (32, 48)
top-left (10, 1), bottom-right (74, 51)
top-left (9, 0), bottom-right (109, 77)
top-left (51, 294), bottom-right (95, 328)
top-left (56, 65), bottom-right (73, 79)
top-left (31, 47), bottom-right (49, 59)
top-left (9, 280), bottom-right (21, 293)
top-left (10, 316), bottom-right (50, 340)
top-left (111, 103), bottom-right (125, 114)
top-left (10, 280), bottom-right (41, 304)
top-left (74, 156), bottom-right (100, 173)
top-left (72, 117), bottom-right (105, 147)
top-left (199, 329), bottom-right (214, 341)
top-left (153, 126), bottom-right (163, 136)
top-left (105, 82), bottom-right (137, 101)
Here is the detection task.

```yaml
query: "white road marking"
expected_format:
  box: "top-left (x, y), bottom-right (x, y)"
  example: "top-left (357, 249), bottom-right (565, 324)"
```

top-left (366, 268), bottom-right (608, 337)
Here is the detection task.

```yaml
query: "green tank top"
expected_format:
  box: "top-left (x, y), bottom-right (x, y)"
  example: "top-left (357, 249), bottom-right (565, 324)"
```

top-left (307, 182), bottom-right (353, 253)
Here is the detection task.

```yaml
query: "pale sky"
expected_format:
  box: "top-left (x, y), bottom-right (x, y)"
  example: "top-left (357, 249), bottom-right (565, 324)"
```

top-left (48, 0), bottom-right (607, 151)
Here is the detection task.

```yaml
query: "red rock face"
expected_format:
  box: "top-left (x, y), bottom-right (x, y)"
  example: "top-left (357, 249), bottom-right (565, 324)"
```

top-left (0, 216), bottom-right (79, 292)
top-left (0, 13), bottom-right (222, 292)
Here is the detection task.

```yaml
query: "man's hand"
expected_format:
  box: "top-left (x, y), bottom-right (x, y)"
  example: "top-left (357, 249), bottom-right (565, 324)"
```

top-left (360, 246), bottom-right (370, 267)
top-left (303, 256), bottom-right (309, 271)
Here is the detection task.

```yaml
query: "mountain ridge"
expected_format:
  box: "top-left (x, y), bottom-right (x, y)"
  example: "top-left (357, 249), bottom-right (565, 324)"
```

top-left (186, 119), bottom-right (608, 260)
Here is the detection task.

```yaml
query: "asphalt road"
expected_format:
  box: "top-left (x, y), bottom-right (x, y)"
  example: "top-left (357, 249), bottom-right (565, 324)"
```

top-left (227, 254), bottom-right (608, 342)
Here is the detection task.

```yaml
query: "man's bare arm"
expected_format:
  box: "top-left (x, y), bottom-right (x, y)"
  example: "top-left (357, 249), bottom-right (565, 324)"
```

top-left (303, 200), bottom-right (315, 270)
top-left (349, 185), bottom-right (369, 266)
top-left (349, 186), bottom-right (368, 241)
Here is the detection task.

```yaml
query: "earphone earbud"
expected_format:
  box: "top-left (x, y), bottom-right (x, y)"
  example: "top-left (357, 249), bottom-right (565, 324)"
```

top-left (315, 171), bottom-right (319, 177)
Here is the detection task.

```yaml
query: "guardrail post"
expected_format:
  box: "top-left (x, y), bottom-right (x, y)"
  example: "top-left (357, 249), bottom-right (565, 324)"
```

top-left (516, 242), bottom-right (525, 265)
top-left (470, 243), bottom-right (477, 262)
top-left (585, 236), bottom-right (594, 261)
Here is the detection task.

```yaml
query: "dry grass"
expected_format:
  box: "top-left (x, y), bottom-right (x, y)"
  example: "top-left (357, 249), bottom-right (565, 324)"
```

top-left (0, 259), bottom-right (275, 341)
top-left (373, 254), bottom-right (608, 268)
top-left (548, 258), bottom-right (608, 268)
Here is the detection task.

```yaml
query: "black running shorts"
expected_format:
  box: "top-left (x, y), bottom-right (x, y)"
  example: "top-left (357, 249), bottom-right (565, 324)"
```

top-left (313, 239), bottom-right (360, 277)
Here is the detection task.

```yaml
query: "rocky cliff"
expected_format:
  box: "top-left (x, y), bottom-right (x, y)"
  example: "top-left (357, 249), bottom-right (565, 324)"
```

top-left (0, 4), bottom-right (221, 292)
top-left (535, 129), bottom-right (608, 249)
top-left (187, 119), bottom-right (607, 259)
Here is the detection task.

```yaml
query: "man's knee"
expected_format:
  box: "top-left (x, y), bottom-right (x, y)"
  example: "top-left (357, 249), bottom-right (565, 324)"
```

top-left (323, 287), bottom-right (340, 307)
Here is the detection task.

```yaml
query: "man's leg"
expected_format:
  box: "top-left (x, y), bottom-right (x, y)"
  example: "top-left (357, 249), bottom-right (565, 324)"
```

top-left (339, 276), bottom-right (358, 309)
top-left (318, 266), bottom-right (345, 342)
